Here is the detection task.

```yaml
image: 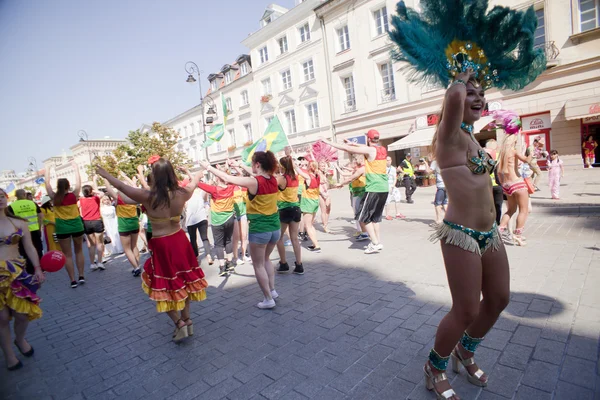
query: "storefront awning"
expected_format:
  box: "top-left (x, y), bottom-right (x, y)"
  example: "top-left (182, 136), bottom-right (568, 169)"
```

top-left (388, 128), bottom-right (436, 151)
top-left (565, 96), bottom-right (600, 120)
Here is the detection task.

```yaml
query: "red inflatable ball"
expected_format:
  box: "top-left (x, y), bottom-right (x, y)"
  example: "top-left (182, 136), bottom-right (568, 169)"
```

top-left (41, 251), bottom-right (66, 273)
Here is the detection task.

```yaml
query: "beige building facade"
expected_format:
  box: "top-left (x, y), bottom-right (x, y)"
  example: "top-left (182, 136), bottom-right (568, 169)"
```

top-left (315, 0), bottom-right (600, 168)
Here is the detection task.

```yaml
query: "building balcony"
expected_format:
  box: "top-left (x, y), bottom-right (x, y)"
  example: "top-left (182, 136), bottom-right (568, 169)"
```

top-left (381, 87), bottom-right (396, 103)
top-left (344, 98), bottom-right (356, 113)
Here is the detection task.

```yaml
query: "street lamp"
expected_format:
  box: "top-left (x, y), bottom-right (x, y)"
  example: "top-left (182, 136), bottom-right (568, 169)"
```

top-left (78, 130), bottom-right (88, 142)
top-left (185, 61), bottom-right (209, 162)
top-left (27, 157), bottom-right (38, 177)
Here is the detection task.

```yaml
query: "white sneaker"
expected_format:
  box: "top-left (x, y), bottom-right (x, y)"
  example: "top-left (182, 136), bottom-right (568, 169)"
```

top-left (236, 258), bottom-right (245, 266)
top-left (257, 299), bottom-right (276, 309)
top-left (364, 243), bottom-right (379, 254)
top-left (375, 243), bottom-right (383, 251)
top-left (97, 263), bottom-right (106, 271)
top-left (356, 233), bottom-right (370, 241)
top-left (90, 263), bottom-right (99, 271)
top-left (244, 256), bottom-right (252, 264)
top-left (271, 289), bottom-right (279, 299)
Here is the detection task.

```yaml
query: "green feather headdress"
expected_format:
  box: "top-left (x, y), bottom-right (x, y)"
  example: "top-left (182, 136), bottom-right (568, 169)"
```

top-left (388, 0), bottom-right (546, 90)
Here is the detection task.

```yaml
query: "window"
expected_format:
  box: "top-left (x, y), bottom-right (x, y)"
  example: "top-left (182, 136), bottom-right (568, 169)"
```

top-left (228, 129), bottom-right (236, 147)
top-left (302, 59), bottom-right (315, 82)
top-left (284, 109), bottom-right (297, 134)
top-left (191, 123), bottom-right (196, 135)
top-left (225, 71), bottom-right (232, 84)
top-left (380, 62), bottom-right (396, 102)
top-left (579, 0), bottom-right (599, 32)
top-left (241, 90), bottom-right (249, 106)
top-left (337, 25), bottom-right (350, 52)
top-left (259, 46), bottom-right (269, 64)
top-left (373, 6), bottom-right (389, 36)
top-left (184, 126), bottom-right (188, 137)
top-left (343, 75), bottom-right (356, 112)
top-left (244, 124), bottom-right (253, 142)
top-left (216, 141), bottom-right (222, 152)
top-left (299, 23), bottom-right (311, 43)
top-left (240, 63), bottom-right (248, 76)
top-left (261, 78), bottom-right (272, 95)
top-left (306, 103), bottom-right (319, 129)
top-left (210, 80), bottom-right (217, 91)
top-left (534, 8), bottom-right (546, 47)
top-left (265, 116), bottom-right (274, 129)
top-left (197, 121), bottom-right (202, 133)
top-left (278, 36), bottom-right (288, 54)
top-left (281, 69), bottom-right (292, 90)
top-left (225, 98), bottom-right (232, 112)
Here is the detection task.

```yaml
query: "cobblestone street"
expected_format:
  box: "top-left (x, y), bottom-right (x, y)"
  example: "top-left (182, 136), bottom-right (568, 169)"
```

top-left (2, 171), bottom-right (600, 400)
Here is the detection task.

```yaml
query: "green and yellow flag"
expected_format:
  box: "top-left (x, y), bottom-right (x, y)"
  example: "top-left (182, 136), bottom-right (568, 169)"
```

top-left (201, 123), bottom-right (225, 148)
top-left (241, 116), bottom-right (289, 165)
top-left (221, 92), bottom-right (228, 127)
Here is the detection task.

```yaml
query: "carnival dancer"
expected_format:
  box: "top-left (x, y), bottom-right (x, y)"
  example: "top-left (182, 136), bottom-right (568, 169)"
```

top-left (326, 129), bottom-right (389, 254)
top-left (96, 158), bottom-right (208, 342)
top-left (276, 154), bottom-right (304, 274)
top-left (336, 158), bottom-right (368, 241)
top-left (389, 1), bottom-right (545, 398)
top-left (296, 157), bottom-right (309, 241)
top-left (197, 169), bottom-right (236, 276)
top-left (547, 150), bottom-right (564, 200)
top-left (494, 110), bottom-right (532, 247)
top-left (297, 161), bottom-right (322, 252)
top-left (201, 151), bottom-right (283, 309)
top-left (317, 162), bottom-right (332, 233)
top-left (525, 136), bottom-right (545, 190)
top-left (44, 162), bottom-right (86, 288)
top-left (583, 135), bottom-right (597, 168)
top-left (40, 196), bottom-right (60, 252)
top-left (80, 184), bottom-right (105, 271)
top-left (231, 182), bottom-right (250, 265)
top-left (104, 182), bottom-right (141, 275)
top-left (0, 188), bottom-right (44, 371)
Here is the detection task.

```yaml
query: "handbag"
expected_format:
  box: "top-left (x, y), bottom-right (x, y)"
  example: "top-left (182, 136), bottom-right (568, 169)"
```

top-left (523, 177), bottom-right (535, 195)
top-left (103, 233), bottom-right (112, 244)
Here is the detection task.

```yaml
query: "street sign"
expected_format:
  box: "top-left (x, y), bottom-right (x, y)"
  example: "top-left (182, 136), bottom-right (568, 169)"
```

top-left (346, 135), bottom-right (366, 145)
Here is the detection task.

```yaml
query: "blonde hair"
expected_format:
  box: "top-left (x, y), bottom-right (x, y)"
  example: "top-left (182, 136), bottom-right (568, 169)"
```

top-left (497, 134), bottom-right (519, 172)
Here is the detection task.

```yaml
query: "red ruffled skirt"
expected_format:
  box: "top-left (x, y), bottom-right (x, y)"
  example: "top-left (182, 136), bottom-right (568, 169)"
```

top-left (142, 230), bottom-right (208, 312)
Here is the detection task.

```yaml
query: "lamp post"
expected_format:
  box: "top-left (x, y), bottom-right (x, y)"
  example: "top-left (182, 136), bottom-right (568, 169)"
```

top-left (185, 61), bottom-right (209, 163)
top-left (77, 130), bottom-right (94, 180)
top-left (27, 157), bottom-right (38, 177)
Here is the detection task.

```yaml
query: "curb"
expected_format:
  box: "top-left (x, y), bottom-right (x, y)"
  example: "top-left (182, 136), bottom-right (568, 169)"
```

top-left (532, 205), bottom-right (600, 215)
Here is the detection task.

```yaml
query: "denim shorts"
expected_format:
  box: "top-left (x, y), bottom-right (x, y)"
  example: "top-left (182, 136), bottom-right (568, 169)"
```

top-left (248, 229), bottom-right (281, 244)
top-left (434, 188), bottom-right (448, 206)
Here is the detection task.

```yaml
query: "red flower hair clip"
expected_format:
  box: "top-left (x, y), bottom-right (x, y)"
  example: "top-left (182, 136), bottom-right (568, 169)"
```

top-left (148, 155), bottom-right (161, 165)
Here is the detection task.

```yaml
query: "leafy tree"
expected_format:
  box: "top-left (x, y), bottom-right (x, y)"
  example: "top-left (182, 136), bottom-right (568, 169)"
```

top-left (85, 154), bottom-right (119, 186)
top-left (112, 122), bottom-right (188, 178)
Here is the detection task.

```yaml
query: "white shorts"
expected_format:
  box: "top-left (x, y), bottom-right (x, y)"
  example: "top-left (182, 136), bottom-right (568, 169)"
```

top-left (386, 187), bottom-right (402, 204)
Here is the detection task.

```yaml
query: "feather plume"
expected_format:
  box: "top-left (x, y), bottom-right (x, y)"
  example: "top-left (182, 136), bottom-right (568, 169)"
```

top-left (491, 109), bottom-right (521, 134)
top-left (311, 140), bottom-right (338, 163)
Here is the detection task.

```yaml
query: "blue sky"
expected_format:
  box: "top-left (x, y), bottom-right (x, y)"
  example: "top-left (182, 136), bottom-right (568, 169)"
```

top-left (0, 0), bottom-right (296, 173)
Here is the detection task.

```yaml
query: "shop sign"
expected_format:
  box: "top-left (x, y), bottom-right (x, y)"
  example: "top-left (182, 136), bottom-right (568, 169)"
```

top-left (583, 115), bottom-right (600, 124)
top-left (427, 114), bottom-right (439, 126)
top-left (522, 113), bottom-right (551, 131)
top-left (415, 116), bottom-right (428, 129)
top-left (345, 135), bottom-right (366, 145)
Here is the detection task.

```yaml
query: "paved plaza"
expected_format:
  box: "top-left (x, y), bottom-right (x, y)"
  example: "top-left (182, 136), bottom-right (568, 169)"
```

top-left (2, 169), bottom-right (600, 400)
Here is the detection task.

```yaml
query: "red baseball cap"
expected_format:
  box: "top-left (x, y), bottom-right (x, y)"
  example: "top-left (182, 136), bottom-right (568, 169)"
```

top-left (366, 129), bottom-right (380, 140)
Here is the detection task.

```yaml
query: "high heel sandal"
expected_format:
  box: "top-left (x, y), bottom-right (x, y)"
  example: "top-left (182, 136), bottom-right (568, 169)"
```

top-left (424, 362), bottom-right (458, 399)
top-left (451, 346), bottom-right (488, 387)
top-left (172, 319), bottom-right (189, 342)
top-left (183, 318), bottom-right (193, 336)
top-left (513, 229), bottom-right (527, 247)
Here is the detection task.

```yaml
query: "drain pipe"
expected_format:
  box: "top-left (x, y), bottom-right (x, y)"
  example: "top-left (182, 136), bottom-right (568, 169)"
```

top-left (319, 15), bottom-right (337, 142)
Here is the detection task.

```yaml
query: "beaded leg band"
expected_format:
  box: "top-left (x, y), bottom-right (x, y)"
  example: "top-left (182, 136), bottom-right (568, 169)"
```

top-left (460, 331), bottom-right (484, 353)
top-left (429, 348), bottom-right (450, 371)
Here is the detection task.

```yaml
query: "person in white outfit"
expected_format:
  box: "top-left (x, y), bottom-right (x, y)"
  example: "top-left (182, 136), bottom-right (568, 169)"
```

top-left (100, 195), bottom-right (123, 255)
top-left (185, 188), bottom-right (213, 263)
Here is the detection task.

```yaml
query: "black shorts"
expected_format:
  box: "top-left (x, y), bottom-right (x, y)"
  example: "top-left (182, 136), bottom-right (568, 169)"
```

top-left (356, 192), bottom-right (387, 224)
top-left (84, 220), bottom-right (105, 234)
top-left (279, 206), bottom-right (301, 223)
top-left (56, 231), bottom-right (85, 240)
top-left (119, 229), bottom-right (139, 237)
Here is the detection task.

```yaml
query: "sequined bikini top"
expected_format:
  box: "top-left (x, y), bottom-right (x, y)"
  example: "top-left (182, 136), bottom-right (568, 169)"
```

top-left (462, 122), bottom-right (496, 175)
top-left (0, 220), bottom-right (23, 246)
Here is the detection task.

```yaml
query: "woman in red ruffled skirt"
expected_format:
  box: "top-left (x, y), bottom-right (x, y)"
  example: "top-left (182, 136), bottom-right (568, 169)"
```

top-left (97, 157), bottom-right (208, 341)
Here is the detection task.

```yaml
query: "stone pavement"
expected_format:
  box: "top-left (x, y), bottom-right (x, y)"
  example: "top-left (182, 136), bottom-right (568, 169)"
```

top-left (2, 172), bottom-right (600, 400)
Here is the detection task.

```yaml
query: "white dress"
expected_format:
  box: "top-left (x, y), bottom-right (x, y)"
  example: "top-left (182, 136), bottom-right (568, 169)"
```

top-left (101, 205), bottom-right (123, 254)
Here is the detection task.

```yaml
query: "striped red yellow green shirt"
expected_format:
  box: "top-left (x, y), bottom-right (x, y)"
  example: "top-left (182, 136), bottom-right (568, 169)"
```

top-left (278, 174), bottom-right (299, 209)
top-left (365, 146), bottom-right (389, 193)
top-left (116, 196), bottom-right (139, 233)
top-left (300, 173), bottom-right (320, 214)
top-left (351, 174), bottom-right (366, 197)
top-left (198, 182), bottom-right (235, 226)
top-left (54, 192), bottom-right (84, 234)
top-left (247, 175), bottom-right (280, 233)
top-left (233, 186), bottom-right (247, 217)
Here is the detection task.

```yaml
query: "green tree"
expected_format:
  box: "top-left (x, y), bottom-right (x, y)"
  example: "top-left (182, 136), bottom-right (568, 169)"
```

top-left (95, 122), bottom-right (188, 180)
top-left (85, 154), bottom-right (119, 186)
